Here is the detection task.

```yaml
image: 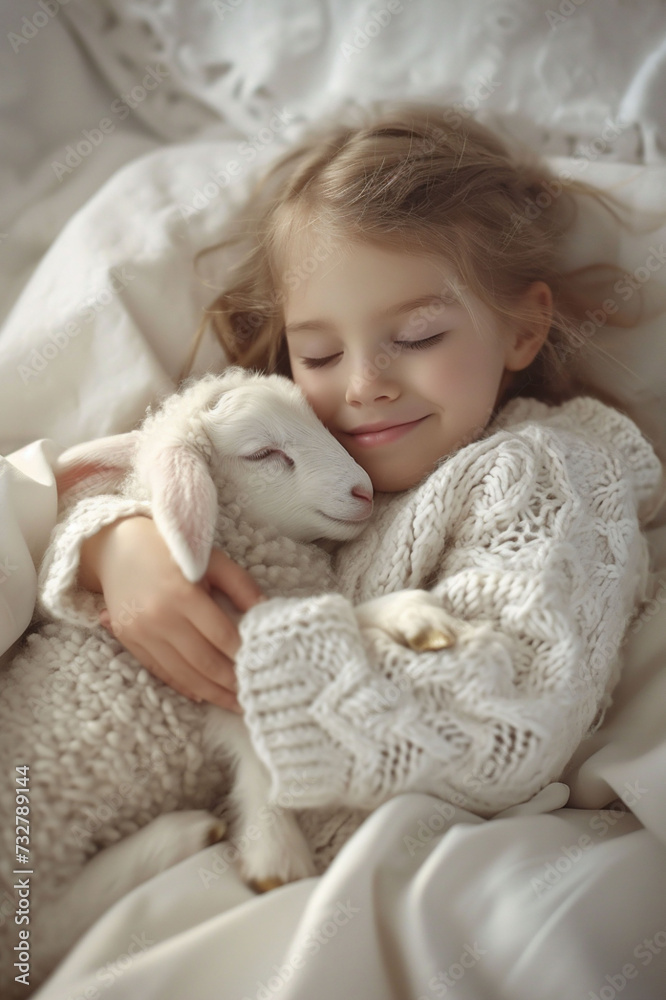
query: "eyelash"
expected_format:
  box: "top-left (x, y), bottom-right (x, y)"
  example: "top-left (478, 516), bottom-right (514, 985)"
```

top-left (242, 448), bottom-right (295, 467)
top-left (300, 332), bottom-right (448, 370)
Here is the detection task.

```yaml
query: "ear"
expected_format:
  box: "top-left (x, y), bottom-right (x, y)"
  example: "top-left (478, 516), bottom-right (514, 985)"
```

top-left (504, 281), bottom-right (553, 371)
top-left (141, 443), bottom-right (219, 583)
top-left (54, 432), bottom-right (140, 496)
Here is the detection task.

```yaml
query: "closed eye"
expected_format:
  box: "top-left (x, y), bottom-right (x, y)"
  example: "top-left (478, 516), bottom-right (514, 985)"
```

top-left (300, 332), bottom-right (448, 369)
top-left (399, 332), bottom-right (449, 351)
top-left (242, 448), bottom-right (295, 467)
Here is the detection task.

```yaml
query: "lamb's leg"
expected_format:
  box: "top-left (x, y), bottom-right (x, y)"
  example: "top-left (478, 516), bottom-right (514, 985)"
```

top-left (33, 810), bottom-right (225, 985)
top-left (204, 708), bottom-right (316, 891)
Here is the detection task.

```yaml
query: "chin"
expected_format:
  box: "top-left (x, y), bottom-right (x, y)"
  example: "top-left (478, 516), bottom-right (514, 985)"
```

top-left (374, 456), bottom-right (445, 493)
top-left (369, 470), bottom-right (421, 493)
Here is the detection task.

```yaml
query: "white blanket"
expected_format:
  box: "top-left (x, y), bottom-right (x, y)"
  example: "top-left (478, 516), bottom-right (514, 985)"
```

top-left (2, 2), bottom-right (666, 997)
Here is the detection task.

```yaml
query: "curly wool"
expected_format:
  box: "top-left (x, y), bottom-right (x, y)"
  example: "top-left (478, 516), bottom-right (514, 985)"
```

top-left (0, 501), bottom-right (340, 1000)
top-left (1, 508), bottom-right (337, 857)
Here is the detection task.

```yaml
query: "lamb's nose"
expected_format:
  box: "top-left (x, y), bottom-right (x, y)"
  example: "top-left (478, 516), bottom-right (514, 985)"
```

top-left (351, 485), bottom-right (373, 504)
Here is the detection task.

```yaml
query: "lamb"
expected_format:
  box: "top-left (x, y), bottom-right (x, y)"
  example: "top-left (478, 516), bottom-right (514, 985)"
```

top-left (0, 366), bottom-right (461, 995)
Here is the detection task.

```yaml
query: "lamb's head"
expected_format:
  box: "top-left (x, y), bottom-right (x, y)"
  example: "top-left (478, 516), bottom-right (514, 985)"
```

top-left (55, 367), bottom-right (374, 584)
top-left (198, 368), bottom-right (373, 542)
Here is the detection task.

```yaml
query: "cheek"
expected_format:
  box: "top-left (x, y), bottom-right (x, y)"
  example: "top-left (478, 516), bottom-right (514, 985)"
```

top-left (429, 335), bottom-right (503, 388)
top-left (291, 370), bottom-right (333, 425)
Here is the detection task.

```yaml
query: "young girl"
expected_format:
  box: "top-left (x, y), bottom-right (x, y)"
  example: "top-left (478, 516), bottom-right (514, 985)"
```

top-left (38, 101), bottom-right (664, 842)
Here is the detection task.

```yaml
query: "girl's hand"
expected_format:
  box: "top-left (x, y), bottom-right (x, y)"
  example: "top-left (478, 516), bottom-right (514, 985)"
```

top-left (79, 515), bottom-right (267, 712)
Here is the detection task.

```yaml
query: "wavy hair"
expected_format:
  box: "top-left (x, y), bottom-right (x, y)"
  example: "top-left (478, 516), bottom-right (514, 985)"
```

top-left (181, 100), bottom-right (662, 411)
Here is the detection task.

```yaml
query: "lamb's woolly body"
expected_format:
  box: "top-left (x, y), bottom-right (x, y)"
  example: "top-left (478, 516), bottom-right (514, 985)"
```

top-left (0, 503), bottom-right (336, 909)
top-left (0, 370), bottom-right (367, 995)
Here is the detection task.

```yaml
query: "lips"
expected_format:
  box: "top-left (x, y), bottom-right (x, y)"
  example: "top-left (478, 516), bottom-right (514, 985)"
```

top-left (343, 415), bottom-right (430, 448)
top-left (347, 417), bottom-right (426, 435)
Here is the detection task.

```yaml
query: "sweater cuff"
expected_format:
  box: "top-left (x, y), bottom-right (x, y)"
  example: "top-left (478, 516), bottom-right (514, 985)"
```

top-left (37, 495), bottom-right (153, 628)
top-left (235, 592), bottom-right (362, 809)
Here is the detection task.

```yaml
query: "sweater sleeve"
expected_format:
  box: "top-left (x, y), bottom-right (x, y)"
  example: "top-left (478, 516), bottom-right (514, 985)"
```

top-left (234, 419), bottom-right (661, 818)
top-left (36, 493), bottom-right (153, 628)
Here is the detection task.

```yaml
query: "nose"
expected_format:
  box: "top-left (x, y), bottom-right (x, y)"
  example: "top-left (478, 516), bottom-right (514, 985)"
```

top-left (345, 361), bottom-right (398, 406)
top-left (351, 485), bottom-right (373, 504)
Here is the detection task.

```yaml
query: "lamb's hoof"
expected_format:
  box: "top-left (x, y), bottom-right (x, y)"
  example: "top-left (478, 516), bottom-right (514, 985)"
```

top-left (405, 627), bottom-right (455, 652)
top-left (205, 820), bottom-right (227, 846)
top-left (249, 876), bottom-right (285, 894)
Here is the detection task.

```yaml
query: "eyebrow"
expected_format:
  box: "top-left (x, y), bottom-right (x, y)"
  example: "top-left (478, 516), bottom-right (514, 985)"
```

top-left (284, 292), bottom-right (458, 336)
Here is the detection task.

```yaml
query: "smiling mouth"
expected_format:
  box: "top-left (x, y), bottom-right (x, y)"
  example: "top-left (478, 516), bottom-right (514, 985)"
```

top-left (341, 415), bottom-right (430, 447)
top-left (346, 417), bottom-right (425, 436)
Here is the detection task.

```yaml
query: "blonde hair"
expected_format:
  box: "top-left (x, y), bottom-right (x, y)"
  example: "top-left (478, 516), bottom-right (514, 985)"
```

top-left (181, 100), bottom-right (661, 411)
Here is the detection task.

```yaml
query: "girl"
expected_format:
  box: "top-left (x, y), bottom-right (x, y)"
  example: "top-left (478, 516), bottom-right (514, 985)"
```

top-left (39, 101), bottom-right (664, 837)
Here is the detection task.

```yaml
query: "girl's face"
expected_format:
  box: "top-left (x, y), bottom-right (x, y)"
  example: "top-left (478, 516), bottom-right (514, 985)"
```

top-left (283, 241), bottom-right (548, 492)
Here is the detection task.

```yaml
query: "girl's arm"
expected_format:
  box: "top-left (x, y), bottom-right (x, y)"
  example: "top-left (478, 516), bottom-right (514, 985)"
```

top-left (37, 496), bottom-right (267, 711)
top-left (231, 419), bottom-right (662, 818)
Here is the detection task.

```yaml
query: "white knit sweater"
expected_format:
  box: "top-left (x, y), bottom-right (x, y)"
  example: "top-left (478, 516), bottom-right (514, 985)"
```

top-left (35, 394), bottom-right (663, 855)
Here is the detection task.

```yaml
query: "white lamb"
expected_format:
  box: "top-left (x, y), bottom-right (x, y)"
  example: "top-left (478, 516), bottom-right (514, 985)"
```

top-left (0, 366), bottom-right (460, 994)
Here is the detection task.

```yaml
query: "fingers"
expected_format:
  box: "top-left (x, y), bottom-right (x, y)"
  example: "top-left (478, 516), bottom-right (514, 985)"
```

top-left (189, 588), bottom-right (244, 661)
top-left (96, 545), bottom-right (267, 712)
top-left (168, 618), bottom-right (238, 694)
top-left (100, 607), bottom-right (242, 713)
top-left (133, 638), bottom-right (242, 714)
top-left (206, 548), bottom-right (268, 613)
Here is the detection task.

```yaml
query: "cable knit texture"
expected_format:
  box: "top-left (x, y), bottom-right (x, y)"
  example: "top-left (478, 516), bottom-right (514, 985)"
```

top-left (234, 394), bottom-right (663, 830)
top-left (4, 393), bottom-right (662, 926)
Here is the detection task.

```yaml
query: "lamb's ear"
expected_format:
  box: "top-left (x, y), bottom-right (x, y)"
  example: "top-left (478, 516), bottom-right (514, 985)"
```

top-left (54, 432), bottom-right (140, 496)
top-left (142, 443), bottom-right (218, 583)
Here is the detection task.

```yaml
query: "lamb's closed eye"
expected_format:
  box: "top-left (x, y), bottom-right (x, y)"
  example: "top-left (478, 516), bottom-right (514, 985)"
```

top-left (355, 589), bottom-right (471, 651)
